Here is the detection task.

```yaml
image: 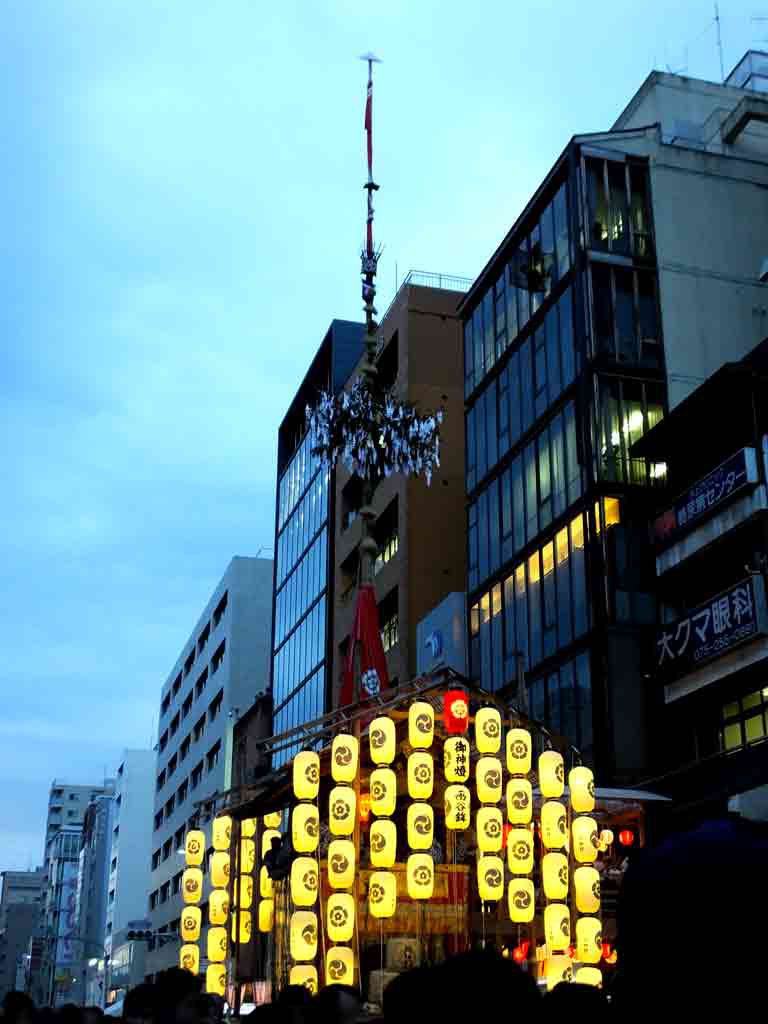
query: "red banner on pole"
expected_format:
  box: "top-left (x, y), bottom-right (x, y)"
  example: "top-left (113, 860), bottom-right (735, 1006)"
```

top-left (340, 583), bottom-right (390, 706)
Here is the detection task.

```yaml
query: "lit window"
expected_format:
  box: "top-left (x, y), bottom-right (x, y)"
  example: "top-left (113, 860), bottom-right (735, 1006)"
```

top-left (491, 584), bottom-right (502, 617)
top-left (720, 689), bottom-right (768, 752)
top-left (480, 591), bottom-right (491, 624)
top-left (542, 541), bottom-right (555, 578)
top-left (570, 513), bottom-right (585, 550)
top-left (556, 528), bottom-right (569, 565)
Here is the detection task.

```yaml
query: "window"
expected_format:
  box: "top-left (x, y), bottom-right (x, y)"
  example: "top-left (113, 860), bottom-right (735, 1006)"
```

top-left (208, 689), bottom-right (224, 723)
top-left (68, 793), bottom-right (78, 801)
top-left (206, 741), bottom-right (222, 773)
top-left (175, 826), bottom-right (185, 850)
top-left (154, 811), bottom-right (163, 831)
top-left (585, 155), bottom-right (652, 260)
top-left (213, 591), bottom-right (228, 629)
top-left (341, 476), bottom-right (363, 532)
top-left (159, 730), bottom-right (169, 754)
top-left (182, 693), bottom-right (193, 719)
top-left (172, 674), bottom-right (182, 697)
top-left (597, 377), bottom-right (665, 485)
top-left (170, 713), bottom-right (180, 737)
top-left (195, 669), bottom-right (208, 699)
top-left (172, 872), bottom-right (183, 895)
top-left (164, 795), bottom-right (175, 818)
top-left (162, 839), bottom-right (173, 862)
top-left (151, 849), bottom-right (161, 870)
top-left (177, 779), bottom-right (188, 805)
top-left (193, 715), bottom-right (205, 742)
top-left (111, 857), bottom-right (117, 873)
top-left (379, 588), bottom-right (399, 653)
top-left (211, 640), bottom-right (226, 675)
top-left (721, 688), bottom-right (768, 752)
top-left (184, 650), bottom-right (195, 678)
top-left (167, 754), bottom-right (178, 778)
top-left (374, 498), bottom-right (399, 575)
top-left (156, 770), bottom-right (166, 793)
top-left (590, 265), bottom-right (660, 368)
top-left (161, 694), bottom-right (171, 717)
top-left (377, 330), bottom-right (399, 391)
top-left (180, 736), bottom-right (191, 762)
top-left (197, 623), bottom-right (210, 654)
top-left (159, 882), bottom-right (170, 905)
top-left (149, 890), bottom-right (159, 911)
top-left (67, 810), bottom-right (77, 819)
top-left (191, 761), bottom-right (203, 789)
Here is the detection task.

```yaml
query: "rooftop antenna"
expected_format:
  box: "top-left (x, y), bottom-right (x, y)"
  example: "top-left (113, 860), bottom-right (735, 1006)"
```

top-left (715, 3), bottom-right (725, 81)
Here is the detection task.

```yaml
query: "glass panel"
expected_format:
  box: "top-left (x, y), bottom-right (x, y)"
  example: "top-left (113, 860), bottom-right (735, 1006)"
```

top-left (529, 222), bottom-right (543, 315)
top-left (545, 305), bottom-right (561, 405)
top-left (570, 514), bottom-right (588, 638)
top-left (483, 290), bottom-right (495, 377)
top-left (524, 442), bottom-right (538, 543)
top-left (554, 183), bottom-right (570, 280)
top-left (615, 268), bottom-right (636, 364)
top-left (509, 352), bottom-right (522, 447)
top-left (550, 413), bottom-right (566, 518)
top-left (743, 691), bottom-right (762, 710)
top-left (638, 274), bottom-right (660, 368)
top-left (504, 574), bottom-right (516, 672)
top-left (528, 550), bottom-right (542, 667)
top-left (530, 675), bottom-right (546, 722)
top-left (515, 565), bottom-right (528, 669)
top-left (540, 201), bottom-right (555, 296)
top-left (480, 590), bottom-right (492, 689)
top-left (592, 264), bottom-right (613, 358)
top-left (486, 378), bottom-right (498, 472)
top-left (538, 431), bottom-right (552, 532)
top-left (492, 583), bottom-right (503, 691)
top-left (559, 660), bottom-right (578, 743)
top-left (630, 165), bottom-right (650, 259)
top-left (515, 241), bottom-right (531, 331)
top-left (498, 370), bottom-right (510, 458)
top-left (575, 653), bottom-right (592, 759)
top-left (473, 305), bottom-right (484, 386)
top-left (723, 722), bottom-right (742, 751)
top-left (604, 496), bottom-right (620, 528)
top-left (488, 478), bottom-right (500, 574)
top-left (464, 318), bottom-right (474, 397)
top-left (466, 406), bottom-right (476, 492)
top-left (599, 378), bottom-right (622, 483)
top-left (512, 454), bottom-right (525, 555)
top-left (745, 714), bottom-right (765, 744)
top-left (476, 390), bottom-right (487, 483)
top-left (495, 274), bottom-right (507, 354)
top-left (556, 527), bottom-right (572, 649)
top-left (548, 672), bottom-right (561, 733)
top-left (501, 469), bottom-right (513, 564)
top-left (520, 338), bottom-right (534, 434)
top-left (608, 162), bottom-right (629, 254)
top-left (542, 541), bottom-right (557, 659)
top-left (564, 402), bottom-right (581, 505)
top-left (478, 490), bottom-right (489, 583)
top-left (534, 327), bottom-right (547, 419)
top-left (506, 261), bottom-right (519, 343)
top-left (586, 158), bottom-right (609, 250)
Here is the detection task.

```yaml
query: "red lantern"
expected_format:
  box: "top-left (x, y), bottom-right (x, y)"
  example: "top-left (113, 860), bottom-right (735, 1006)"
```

top-left (512, 940), bottom-right (530, 964)
top-left (502, 823), bottom-right (513, 849)
top-left (359, 793), bottom-right (371, 824)
top-left (444, 690), bottom-right (469, 734)
top-left (602, 942), bottom-right (617, 963)
top-left (618, 829), bottom-right (635, 847)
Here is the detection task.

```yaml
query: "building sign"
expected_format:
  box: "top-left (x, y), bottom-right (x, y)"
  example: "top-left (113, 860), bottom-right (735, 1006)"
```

top-left (653, 447), bottom-right (758, 545)
top-left (656, 575), bottom-right (768, 683)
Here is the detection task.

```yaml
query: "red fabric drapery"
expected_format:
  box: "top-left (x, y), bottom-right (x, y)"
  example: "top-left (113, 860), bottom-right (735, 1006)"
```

top-left (340, 583), bottom-right (389, 706)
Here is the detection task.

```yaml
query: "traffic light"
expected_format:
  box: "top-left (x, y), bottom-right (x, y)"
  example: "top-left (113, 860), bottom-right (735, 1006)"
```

top-left (126, 930), bottom-right (154, 941)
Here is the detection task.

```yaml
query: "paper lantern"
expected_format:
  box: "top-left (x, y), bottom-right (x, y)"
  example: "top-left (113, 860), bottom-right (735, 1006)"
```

top-left (598, 829), bottom-right (614, 851)
top-left (619, 829), bottom-right (635, 847)
top-left (444, 784), bottom-right (471, 830)
top-left (359, 793), bottom-right (371, 824)
top-left (506, 827), bottom-right (534, 874)
top-left (292, 804), bottom-right (320, 854)
top-left (407, 803), bottom-right (434, 851)
top-left (212, 816), bottom-right (232, 851)
top-left (264, 811), bottom-right (282, 829)
top-left (327, 893), bottom-right (355, 943)
top-left (259, 865), bottom-right (273, 899)
top-left (210, 851), bottom-right (230, 889)
top-left (179, 943), bottom-right (199, 974)
top-left (575, 967), bottom-right (602, 987)
top-left (369, 820), bottom-right (397, 868)
top-left (325, 946), bottom-right (354, 987)
top-left (475, 707), bottom-right (502, 753)
top-left (209, 888), bottom-right (230, 926)
top-left (476, 807), bottom-right (504, 853)
top-left (290, 857), bottom-right (319, 907)
top-left (572, 817), bottom-right (599, 863)
top-left (574, 866), bottom-right (600, 914)
top-left (258, 899), bottom-right (274, 932)
top-left (444, 737), bottom-right (471, 783)
top-left (477, 856), bottom-right (504, 901)
top-left (290, 965), bottom-right (319, 995)
top-left (507, 878), bottom-right (535, 923)
top-left (443, 689), bottom-right (469, 734)
top-left (408, 752), bottom-right (434, 800)
top-left (576, 916), bottom-right (602, 964)
top-left (370, 768), bottom-right (397, 817)
top-left (205, 964), bottom-right (226, 997)
top-left (541, 801), bottom-right (568, 850)
top-left (185, 830), bottom-right (205, 867)
top-left (568, 766), bottom-right (595, 813)
top-left (289, 911), bottom-right (318, 961)
top-left (181, 906), bottom-right (201, 942)
top-left (239, 875), bottom-right (253, 910)
top-left (546, 956), bottom-right (573, 991)
top-left (368, 871), bottom-right (397, 918)
top-left (542, 852), bottom-right (569, 901)
top-left (331, 733), bottom-right (359, 783)
top-left (241, 818), bottom-right (257, 838)
top-left (232, 910), bottom-right (252, 945)
top-left (329, 786), bottom-right (356, 836)
top-left (407, 854), bottom-right (434, 900)
top-left (408, 701), bottom-right (434, 748)
top-left (261, 829), bottom-right (281, 858)
top-left (207, 926), bottom-right (227, 963)
top-left (539, 751), bottom-right (565, 798)
top-left (476, 756), bottom-right (503, 804)
top-left (369, 716), bottom-right (396, 765)
top-left (506, 728), bottom-right (532, 775)
top-left (293, 751), bottom-right (320, 800)
top-left (240, 838), bottom-right (256, 874)
top-left (506, 779), bottom-right (533, 824)
top-left (327, 839), bottom-right (356, 888)
top-left (182, 868), bottom-right (203, 904)
top-left (544, 904), bottom-right (570, 952)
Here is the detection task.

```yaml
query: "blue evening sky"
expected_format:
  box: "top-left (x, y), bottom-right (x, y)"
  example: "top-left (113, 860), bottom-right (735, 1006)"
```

top-left (0, 1), bottom-right (759, 869)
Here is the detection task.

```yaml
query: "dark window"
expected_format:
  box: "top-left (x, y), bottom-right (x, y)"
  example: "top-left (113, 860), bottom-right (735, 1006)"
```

top-left (170, 713), bottom-right (180, 737)
top-left (191, 761), bottom-right (203, 789)
top-left (193, 715), bottom-right (205, 742)
top-left (164, 795), bottom-right (175, 818)
top-left (466, 406), bottom-right (476, 492)
top-left (184, 651), bottom-right (195, 678)
top-left (172, 673), bottom-right (182, 697)
top-left (151, 849), bottom-right (161, 870)
top-left (197, 623), bottom-right (211, 654)
top-left (213, 591), bottom-right (228, 629)
top-left (379, 588), bottom-right (399, 653)
top-left (161, 694), bottom-right (171, 717)
top-left (177, 779), bottom-right (188, 805)
top-left (195, 668), bottom-right (208, 699)
top-left (156, 770), bottom-right (166, 793)
top-left (208, 689), bottom-right (224, 723)
top-left (159, 882), bottom-right (170, 904)
top-left (162, 839), bottom-right (173, 861)
top-left (175, 827), bottom-right (185, 850)
top-left (211, 640), bottom-right (225, 675)
top-left (377, 330), bottom-right (399, 392)
top-left (206, 741), bottom-right (222, 773)
top-left (182, 693), bottom-right (193, 719)
top-left (341, 476), bottom-right (363, 532)
top-left (149, 890), bottom-right (159, 911)
top-left (159, 731), bottom-right (169, 754)
top-left (167, 754), bottom-right (177, 778)
top-left (180, 736), bottom-right (191, 762)
top-left (154, 811), bottom-right (163, 831)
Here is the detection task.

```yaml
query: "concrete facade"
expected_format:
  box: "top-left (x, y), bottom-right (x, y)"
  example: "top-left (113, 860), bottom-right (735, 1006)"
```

top-left (0, 870), bottom-right (43, 1003)
top-left (74, 797), bottom-right (116, 1004)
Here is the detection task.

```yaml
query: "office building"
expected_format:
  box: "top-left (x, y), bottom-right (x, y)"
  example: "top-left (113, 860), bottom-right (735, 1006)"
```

top-left (73, 796), bottom-right (115, 1004)
top-left (461, 54), bottom-right (768, 783)
top-left (146, 556), bottom-right (272, 977)
top-left (0, 870), bottom-right (43, 1003)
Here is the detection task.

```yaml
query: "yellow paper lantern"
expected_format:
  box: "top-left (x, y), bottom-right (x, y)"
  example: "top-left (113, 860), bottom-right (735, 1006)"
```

top-left (182, 867), bottom-right (203, 904)
top-left (290, 964), bottom-right (319, 995)
top-left (327, 839), bottom-right (356, 888)
top-left (209, 888), bottom-right (230, 926)
top-left (210, 851), bottom-right (230, 889)
top-left (261, 829), bottom-right (281, 858)
top-left (329, 786), bottom-right (356, 836)
top-left (369, 820), bottom-right (397, 868)
top-left (545, 956), bottom-right (573, 991)
top-left (179, 943), bottom-right (199, 974)
top-left (475, 707), bottom-right (502, 754)
top-left (444, 784), bottom-right (471, 830)
top-left (239, 874), bottom-right (254, 910)
top-left (476, 756), bottom-right (503, 804)
top-left (368, 871), bottom-right (397, 918)
top-left (331, 733), bottom-right (359, 783)
top-left (542, 852), bottom-right (569, 901)
top-left (408, 701), bottom-right (434, 749)
top-left (240, 838), bottom-right (256, 874)
top-left (506, 778), bottom-right (533, 824)
top-left (568, 766), bottom-right (595, 813)
top-left (264, 811), bottom-right (282, 829)
top-left (241, 818), bottom-right (257, 838)
top-left (572, 817), bottom-right (599, 863)
top-left (370, 767), bottom-right (397, 817)
top-left (205, 964), bottom-right (226, 997)
top-left (259, 865), bottom-right (273, 899)
top-left (575, 967), bottom-right (602, 987)
top-left (574, 866), bottom-right (601, 914)
top-left (289, 911), bottom-right (318, 961)
top-left (476, 807), bottom-right (504, 853)
top-left (258, 899), bottom-right (274, 933)
top-left (506, 827), bottom-right (534, 874)
top-left (541, 801), bottom-right (568, 850)
top-left (292, 804), bottom-right (320, 854)
top-left (232, 910), bottom-right (252, 945)
top-left (507, 878), bottom-right (535, 923)
top-left (327, 893), bottom-right (355, 943)
top-left (477, 856), bottom-right (504, 901)
top-left (406, 803), bottom-right (434, 851)
top-left (506, 728), bottom-right (532, 775)
top-left (539, 750), bottom-right (565, 798)
top-left (407, 752), bottom-right (434, 800)
top-left (407, 853), bottom-right (434, 900)
top-left (212, 816), bottom-right (232, 851)
top-left (369, 716), bottom-right (396, 765)
top-left (207, 926), bottom-right (228, 963)
top-left (293, 751), bottom-right (320, 800)
top-left (290, 857), bottom-right (319, 907)
top-left (544, 903), bottom-right (570, 952)
top-left (576, 916), bottom-right (602, 964)
top-left (181, 906), bottom-right (201, 942)
top-left (185, 830), bottom-right (205, 867)
top-left (325, 946), bottom-right (354, 986)
top-left (444, 737), bottom-right (471, 783)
